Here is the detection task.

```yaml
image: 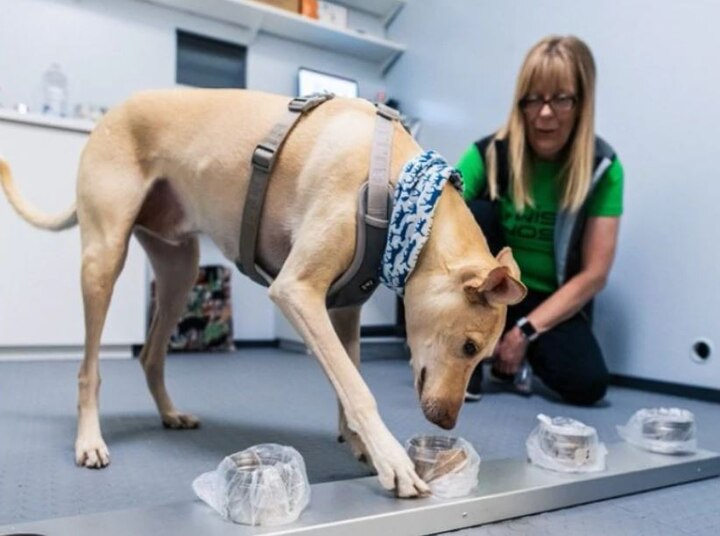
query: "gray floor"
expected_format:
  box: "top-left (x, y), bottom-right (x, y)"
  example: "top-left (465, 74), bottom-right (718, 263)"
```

top-left (0, 348), bottom-right (718, 535)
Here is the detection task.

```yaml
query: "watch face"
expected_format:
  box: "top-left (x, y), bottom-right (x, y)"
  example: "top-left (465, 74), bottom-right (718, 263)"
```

top-left (519, 319), bottom-right (537, 339)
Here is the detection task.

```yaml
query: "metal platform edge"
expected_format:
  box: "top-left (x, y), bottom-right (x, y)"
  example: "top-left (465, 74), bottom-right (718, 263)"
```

top-left (2, 443), bottom-right (719, 536)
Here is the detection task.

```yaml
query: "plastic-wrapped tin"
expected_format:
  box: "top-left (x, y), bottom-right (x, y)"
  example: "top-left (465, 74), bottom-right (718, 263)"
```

top-left (618, 408), bottom-right (697, 454)
top-left (193, 444), bottom-right (311, 526)
top-left (406, 435), bottom-right (480, 498)
top-left (526, 414), bottom-right (607, 473)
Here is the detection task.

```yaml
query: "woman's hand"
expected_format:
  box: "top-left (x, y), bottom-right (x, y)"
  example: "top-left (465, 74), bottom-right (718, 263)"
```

top-left (494, 326), bottom-right (528, 374)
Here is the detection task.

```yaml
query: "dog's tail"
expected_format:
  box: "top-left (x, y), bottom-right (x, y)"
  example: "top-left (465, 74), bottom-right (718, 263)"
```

top-left (0, 157), bottom-right (77, 231)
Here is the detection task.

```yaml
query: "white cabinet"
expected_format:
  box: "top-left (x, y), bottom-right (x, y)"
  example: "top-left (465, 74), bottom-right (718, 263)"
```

top-left (142, 0), bottom-right (406, 73)
top-left (0, 111), bottom-right (146, 359)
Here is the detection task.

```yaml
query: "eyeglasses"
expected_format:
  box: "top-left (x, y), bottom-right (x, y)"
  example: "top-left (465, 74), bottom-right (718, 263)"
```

top-left (519, 94), bottom-right (577, 116)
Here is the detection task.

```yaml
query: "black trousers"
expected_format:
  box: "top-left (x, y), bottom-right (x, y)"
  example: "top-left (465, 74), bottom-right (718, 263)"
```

top-left (467, 199), bottom-right (609, 405)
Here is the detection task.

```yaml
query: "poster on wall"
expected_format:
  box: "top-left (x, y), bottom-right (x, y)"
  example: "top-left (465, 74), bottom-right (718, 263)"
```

top-left (150, 265), bottom-right (234, 352)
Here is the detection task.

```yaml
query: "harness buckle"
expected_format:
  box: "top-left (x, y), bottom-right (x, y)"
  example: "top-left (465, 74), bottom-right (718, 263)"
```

top-left (289, 92), bottom-right (335, 113)
top-left (375, 102), bottom-right (400, 121)
top-left (252, 144), bottom-right (275, 172)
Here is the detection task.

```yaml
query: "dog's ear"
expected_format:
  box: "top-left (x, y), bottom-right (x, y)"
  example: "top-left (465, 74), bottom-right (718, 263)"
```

top-left (462, 263), bottom-right (527, 306)
top-left (496, 247), bottom-right (521, 280)
top-left (483, 266), bottom-right (527, 305)
top-left (490, 247), bottom-right (526, 304)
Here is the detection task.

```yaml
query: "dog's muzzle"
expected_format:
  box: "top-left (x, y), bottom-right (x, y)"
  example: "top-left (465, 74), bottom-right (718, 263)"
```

top-left (417, 367), bottom-right (427, 398)
top-left (421, 398), bottom-right (459, 430)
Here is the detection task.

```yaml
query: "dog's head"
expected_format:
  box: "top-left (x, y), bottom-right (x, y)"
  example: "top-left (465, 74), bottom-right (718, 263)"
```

top-left (404, 247), bottom-right (526, 429)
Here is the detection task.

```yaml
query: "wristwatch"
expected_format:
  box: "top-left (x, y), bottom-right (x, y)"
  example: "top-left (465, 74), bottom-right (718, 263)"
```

top-left (516, 317), bottom-right (539, 342)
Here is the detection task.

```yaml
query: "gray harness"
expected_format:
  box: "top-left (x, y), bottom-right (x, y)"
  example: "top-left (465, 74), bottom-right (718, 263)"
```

top-left (235, 94), bottom-right (399, 309)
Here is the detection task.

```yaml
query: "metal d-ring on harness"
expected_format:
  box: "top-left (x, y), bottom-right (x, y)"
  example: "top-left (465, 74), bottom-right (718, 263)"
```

top-left (235, 94), bottom-right (400, 308)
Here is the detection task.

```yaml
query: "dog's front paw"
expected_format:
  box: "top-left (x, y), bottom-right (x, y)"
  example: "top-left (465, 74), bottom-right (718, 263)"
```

top-left (358, 416), bottom-right (429, 498)
top-left (374, 440), bottom-right (430, 498)
top-left (75, 439), bottom-right (110, 469)
top-left (162, 411), bottom-right (200, 430)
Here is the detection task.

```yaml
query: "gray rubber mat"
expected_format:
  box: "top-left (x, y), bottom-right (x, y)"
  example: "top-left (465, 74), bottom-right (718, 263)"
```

top-left (0, 349), bottom-right (718, 534)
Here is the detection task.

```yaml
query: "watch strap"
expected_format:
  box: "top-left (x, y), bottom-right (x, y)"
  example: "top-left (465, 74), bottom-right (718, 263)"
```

top-left (516, 316), bottom-right (539, 341)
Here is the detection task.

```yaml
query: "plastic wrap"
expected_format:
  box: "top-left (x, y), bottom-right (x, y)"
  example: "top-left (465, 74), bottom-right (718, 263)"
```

top-left (526, 414), bottom-right (607, 473)
top-left (406, 435), bottom-right (480, 498)
top-left (192, 444), bottom-right (310, 526)
top-left (617, 407), bottom-right (697, 454)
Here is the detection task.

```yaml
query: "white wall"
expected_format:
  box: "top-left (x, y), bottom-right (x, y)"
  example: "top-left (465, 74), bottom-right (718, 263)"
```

top-left (0, 0), bottom-right (395, 342)
top-left (0, 0), bottom-right (387, 110)
top-left (387, 0), bottom-right (720, 389)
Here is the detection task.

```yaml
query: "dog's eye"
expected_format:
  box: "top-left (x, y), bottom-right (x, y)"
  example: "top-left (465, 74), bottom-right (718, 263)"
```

top-left (462, 340), bottom-right (479, 357)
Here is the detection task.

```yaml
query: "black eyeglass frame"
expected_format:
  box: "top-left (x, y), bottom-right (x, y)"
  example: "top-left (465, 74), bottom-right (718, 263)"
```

top-left (519, 94), bottom-right (578, 116)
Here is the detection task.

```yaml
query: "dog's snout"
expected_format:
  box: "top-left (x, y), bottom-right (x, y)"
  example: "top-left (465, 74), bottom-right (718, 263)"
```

top-left (435, 412), bottom-right (457, 430)
top-left (417, 367), bottom-right (427, 397)
top-left (421, 398), bottom-right (459, 430)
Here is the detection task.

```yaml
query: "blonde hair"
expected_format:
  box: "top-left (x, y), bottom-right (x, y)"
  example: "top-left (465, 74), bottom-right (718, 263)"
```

top-left (486, 35), bottom-right (596, 212)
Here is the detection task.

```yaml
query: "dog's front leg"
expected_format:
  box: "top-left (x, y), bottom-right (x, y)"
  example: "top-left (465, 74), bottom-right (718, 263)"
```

top-left (328, 307), bottom-right (372, 465)
top-left (270, 279), bottom-right (429, 498)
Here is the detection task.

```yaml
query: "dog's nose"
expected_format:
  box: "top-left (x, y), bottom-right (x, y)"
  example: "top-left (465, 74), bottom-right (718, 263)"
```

top-left (434, 412), bottom-right (458, 430)
top-left (422, 399), bottom-right (458, 430)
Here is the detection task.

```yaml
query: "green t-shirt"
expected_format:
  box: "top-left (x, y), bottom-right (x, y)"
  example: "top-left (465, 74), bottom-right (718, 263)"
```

top-left (457, 143), bottom-right (624, 292)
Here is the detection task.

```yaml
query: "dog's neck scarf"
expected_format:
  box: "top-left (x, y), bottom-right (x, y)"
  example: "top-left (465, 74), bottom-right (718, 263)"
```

top-left (380, 150), bottom-right (463, 296)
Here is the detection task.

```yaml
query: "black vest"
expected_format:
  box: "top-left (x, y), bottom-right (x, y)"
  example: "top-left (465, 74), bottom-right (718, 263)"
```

top-left (473, 135), bottom-right (616, 319)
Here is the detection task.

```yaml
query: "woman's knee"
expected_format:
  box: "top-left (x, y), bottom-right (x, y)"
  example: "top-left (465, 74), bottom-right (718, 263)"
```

top-left (531, 318), bottom-right (609, 405)
top-left (557, 371), bottom-right (609, 406)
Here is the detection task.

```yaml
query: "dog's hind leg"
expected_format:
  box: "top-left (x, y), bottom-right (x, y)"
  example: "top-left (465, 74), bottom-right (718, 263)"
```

top-left (329, 307), bottom-right (373, 467)
top-left (135, 230), bottom-right (200, 429)
top-left (75, 211), bottom-right (137, 468)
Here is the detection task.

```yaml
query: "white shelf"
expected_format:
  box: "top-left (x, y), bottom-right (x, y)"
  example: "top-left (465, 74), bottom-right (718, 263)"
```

top-left (333, 0), bottom-right (406, 25)
top-left (0, 108), bottom-right (95, 133)
top-left (143, 0), bottom-right (405, 74)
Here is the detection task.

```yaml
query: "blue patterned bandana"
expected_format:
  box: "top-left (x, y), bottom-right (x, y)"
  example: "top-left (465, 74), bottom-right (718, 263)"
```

top-left (380, 150), bottom-right (463, 295)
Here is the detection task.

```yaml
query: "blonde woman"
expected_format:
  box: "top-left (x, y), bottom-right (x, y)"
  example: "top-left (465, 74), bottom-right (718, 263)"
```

top-left (457, 35), bottom-right (623, 405)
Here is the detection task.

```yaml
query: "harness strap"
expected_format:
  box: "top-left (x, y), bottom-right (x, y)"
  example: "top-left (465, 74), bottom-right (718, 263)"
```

top-left (237, 93), bottom-right (334, 286)
top-left (366, 103), bottom-right (397, 225)
top-left (325, 102), bottom-right (400, 307)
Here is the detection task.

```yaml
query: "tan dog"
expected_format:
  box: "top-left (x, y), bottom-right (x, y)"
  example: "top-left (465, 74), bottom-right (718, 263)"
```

top-left (0, 89), bottom-right (526, 497)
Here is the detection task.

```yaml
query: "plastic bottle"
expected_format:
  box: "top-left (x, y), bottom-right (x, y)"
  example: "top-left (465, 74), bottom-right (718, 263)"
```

top-left (513, 360), bottom-right (533, 395)
top-left (42, 63), bottom-right (68, 117)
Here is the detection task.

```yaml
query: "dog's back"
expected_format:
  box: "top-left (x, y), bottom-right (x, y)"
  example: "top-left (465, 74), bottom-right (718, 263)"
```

top-left (79, 89), bottom-right (420, 274)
